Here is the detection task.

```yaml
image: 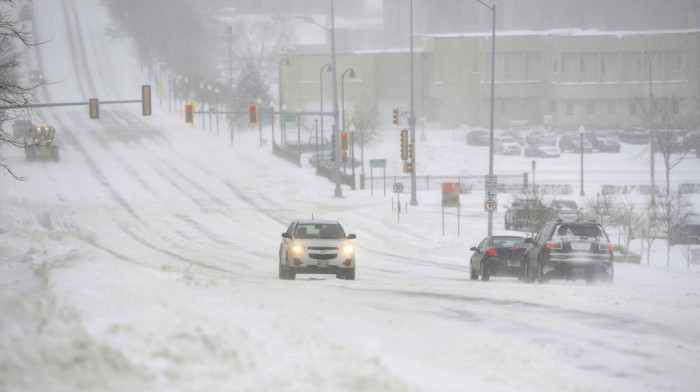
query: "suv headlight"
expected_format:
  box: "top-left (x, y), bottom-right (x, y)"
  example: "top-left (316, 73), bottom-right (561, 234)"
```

top-left (342, 244), bottom-right (354, 256)
top-left (291, 243), bottom-right (305, 254)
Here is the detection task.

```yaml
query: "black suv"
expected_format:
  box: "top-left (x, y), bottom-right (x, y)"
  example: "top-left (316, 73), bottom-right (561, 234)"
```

top-left (523, 220), bottom-right (613, 284)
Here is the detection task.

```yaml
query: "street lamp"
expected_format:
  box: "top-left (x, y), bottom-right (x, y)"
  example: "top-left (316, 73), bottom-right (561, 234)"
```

top-left (579, 125), bottom-right (585, 196)
top-left (341, 68), bottom-right (356, 132)
top-left (278, 57), bottom-right (290, 146)
top-left (207, 84), bottom-right (212, 131)
top-left (477, 0), bottom-right (496, 236)
top-left (319, 63), bottom-right (332, 153)
top-left (643, 50), bottom-right (656, 205)
top-left (291, 4), bottom-right (343, 197)
top-left (215, 87), bottom-right (220, 134)
top-left (409, 0), bottom-right (418, 206)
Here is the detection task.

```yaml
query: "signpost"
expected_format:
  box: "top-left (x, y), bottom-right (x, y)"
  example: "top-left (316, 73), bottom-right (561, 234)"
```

top-left (284, 115), bottom-right (297, 122)
top-left (394, 182), bottom-right (404, 223)
top-left (369, 159), bottom-right (387, 196)
top-left (484, 175), bottom-right (498, 214)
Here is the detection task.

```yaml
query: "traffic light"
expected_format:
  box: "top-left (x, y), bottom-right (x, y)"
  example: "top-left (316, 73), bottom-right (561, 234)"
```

top-left (142, 85), bottom-right (152, 116)
top-left (342, 151), bottom-right (348, 163)
top-left (340, 131), bottom-right (349, 151)
top-left (407, 162), bottom-right (414, 173)
top-left (89, 98), bottom-right (99, 119)
top-left (400, 129), bottom-right (408, 160)
top-left (248, 104), bottom-right (258, 124)
top-left (392, 108), bottom-right (400, 125)
top-left (408, 143), bottom-right (414, 160)
top-left (185, 104), bottom-right (193, 123)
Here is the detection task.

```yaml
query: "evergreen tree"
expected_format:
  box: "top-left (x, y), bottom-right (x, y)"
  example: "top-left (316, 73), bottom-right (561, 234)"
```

top-left (232, 61), bottom-right (273, 126)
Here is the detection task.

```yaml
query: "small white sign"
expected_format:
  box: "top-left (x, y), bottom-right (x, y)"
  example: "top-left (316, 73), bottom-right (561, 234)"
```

top-left (484, 198), bottom-right (498, 212)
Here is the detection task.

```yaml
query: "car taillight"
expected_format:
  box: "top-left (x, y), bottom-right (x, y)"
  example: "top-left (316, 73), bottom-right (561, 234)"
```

top-left (488, 248), bottom-right (497, 256)
top-left (599, 242), bottom-right (613, 251)
top-left (546, 241), bottom-right (562, 249)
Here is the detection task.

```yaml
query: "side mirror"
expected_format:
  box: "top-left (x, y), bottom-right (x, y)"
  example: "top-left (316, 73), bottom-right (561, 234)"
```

top-left (282, 232), bottom-right (290, 238)
top-left (347, 234), bottom-right (356, 239)
top-left (470, 247), bottom-right (477, 251)
top-left (524, 238), bottom-right (533, 244)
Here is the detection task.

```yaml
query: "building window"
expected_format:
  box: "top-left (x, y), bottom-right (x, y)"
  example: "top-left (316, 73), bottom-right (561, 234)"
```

top-left (630, 100), bottom-right (637, 115)
top-left (601, 57), bottom-right (606, 74)
top-left (552, 58), bottom-right (558, 72)
top-left (672, 98), bottom-right (680, 114)
top-left (587, 102), bottom-right (595, 116)
top-left (580, 58), bottom-right (585, 73)
top-left (501, 99), bottom-right (506, 114)
top-left (551, 100), bottom-right (558, 113)
top-left (567, 102), bottom-right (574, 116)
top-left (608, 101), bottom-right (616, 115)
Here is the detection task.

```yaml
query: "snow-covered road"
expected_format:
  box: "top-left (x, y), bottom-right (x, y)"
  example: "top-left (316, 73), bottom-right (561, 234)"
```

top-left (1, 1), bottom-right (700, 391)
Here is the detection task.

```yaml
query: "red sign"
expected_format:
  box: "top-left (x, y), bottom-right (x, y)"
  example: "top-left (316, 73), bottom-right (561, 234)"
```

top-left (441, 182), bottom-right (460, 207)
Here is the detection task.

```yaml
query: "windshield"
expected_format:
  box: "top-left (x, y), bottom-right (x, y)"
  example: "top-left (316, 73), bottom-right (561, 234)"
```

top-left (294, 223), bottom-right (346, 239)
top-left (553, 200), bottom-right (577, 210)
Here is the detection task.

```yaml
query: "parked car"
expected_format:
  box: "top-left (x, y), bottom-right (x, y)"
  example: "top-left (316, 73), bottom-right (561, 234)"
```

top-left (523, 220), bottom-right (614, 284)
top-left (669, 213), bottom-right (700, 245)
top-left (470, 236), bottom-right (528, 281)
top-left (683, 131), bottom-right (700, 153)
top-left (586, 132), bottom-right (621, 152)
top-left (495, 136), bottom-right (522, 155)
top-left (499, 130), bottom-right (525, 145)
top-left (505, 199), bottom-right (552, 232)
top-left (467, 129), bottom-right (490, 146)
top-left (559, 133), bottom-right (593, 153)
top-left (524, 144), bottom-right (560, 158)
top-left (526, 129), bottom-right (557, 146)
top-left (279, 219), bottom-right (356, 280)
top-left (619, 128), bottom-right (649, 144)
top-left (655, 130), bottom-right (684, 153)
top-left (550, 200), bottom-right (580, 221)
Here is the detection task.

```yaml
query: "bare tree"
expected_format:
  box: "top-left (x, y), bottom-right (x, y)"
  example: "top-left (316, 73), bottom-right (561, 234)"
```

top-left (613, 197), bottom-right (641, 255)
top-left (655, 191), bottom-right (692, 268)
top-left (584, 192), bottom-right (617, 227)
top-left (636, 198), bottom-right (659, 266)
top-left (636, 93), bottom-right (699, 195)
top-left (348, 97), bottom-right (380, 179)
top-left (0, 0), bottom-right (39, 180)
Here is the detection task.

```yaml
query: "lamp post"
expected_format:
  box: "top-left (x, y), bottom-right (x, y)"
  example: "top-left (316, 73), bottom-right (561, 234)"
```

top-left (291, 4), bottom-right (342, 197)
top-left (477, 0), bottom-right (496, 236)
top-left (579, 125), bottom-right (585, 196)
top-left (199, 82), bottom-right (205, 128)
top-left (644, 50), bottom-right (656, 205)
top-left (349, 124), bottom-right (356, 190)
top-left (319, 63), bottom-right (331, 152)
top-left (207, 84), bottom-right (212, 131)
top-left (278, 57), bottom-right (290, 146)
top-left (341, 68), bottom-right (356, 132)
top-left (215, 87), bottom-right (220, 134)
top-left (409, 0), bottom-right (417, 206)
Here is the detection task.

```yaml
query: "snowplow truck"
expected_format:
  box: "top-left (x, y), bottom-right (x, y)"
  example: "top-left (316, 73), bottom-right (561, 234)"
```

top-left (25, 124), bottom-right (59, 162)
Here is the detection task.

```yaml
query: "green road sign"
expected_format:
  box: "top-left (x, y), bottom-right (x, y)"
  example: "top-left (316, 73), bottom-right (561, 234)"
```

top-left (369, 159), bottom-right (387, 168)
top-left (284, 115), bottom-right (297, 122)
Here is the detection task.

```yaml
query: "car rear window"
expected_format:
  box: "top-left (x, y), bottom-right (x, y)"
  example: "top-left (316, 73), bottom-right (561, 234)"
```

top-left (493, 237), bottom-right (526, 248)
top-left (553, 224), bottom-right (605, 240)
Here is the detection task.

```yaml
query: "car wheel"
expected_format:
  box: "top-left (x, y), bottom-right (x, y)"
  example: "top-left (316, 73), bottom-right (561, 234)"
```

top-left (344, 269), bottom-right (356, 280)
top-left (536, 258), bottom-right (548, 284)
top-left (278, 260), bottom-right (284, 279)
top-left (287, 268), bottom-right (296, 280)
top-left (480, 261), bottom-right (490, 281)
top-left (523, 259), bottom-right (533, 283)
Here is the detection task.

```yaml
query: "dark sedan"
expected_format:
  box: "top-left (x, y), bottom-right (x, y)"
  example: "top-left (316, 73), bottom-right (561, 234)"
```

top-left (470, 236), bottom-right (528, 281)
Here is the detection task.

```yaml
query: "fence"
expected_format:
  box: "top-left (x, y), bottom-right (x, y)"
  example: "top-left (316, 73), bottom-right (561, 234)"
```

top-left (272, 142), bottom-right (301, 167)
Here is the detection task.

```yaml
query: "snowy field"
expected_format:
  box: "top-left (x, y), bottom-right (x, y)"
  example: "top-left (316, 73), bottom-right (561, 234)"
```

top-left (1, 1), bottom-right (700, 391)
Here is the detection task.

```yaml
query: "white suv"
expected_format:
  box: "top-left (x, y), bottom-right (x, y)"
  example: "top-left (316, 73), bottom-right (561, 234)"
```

top-left (279, 219), bottom-right (356, 280)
